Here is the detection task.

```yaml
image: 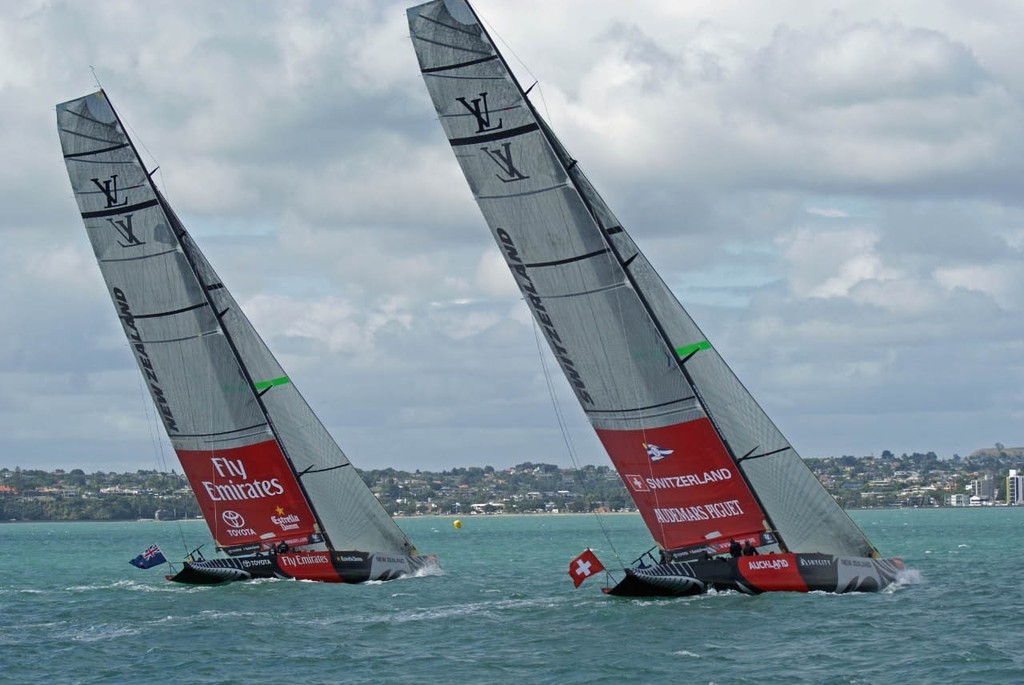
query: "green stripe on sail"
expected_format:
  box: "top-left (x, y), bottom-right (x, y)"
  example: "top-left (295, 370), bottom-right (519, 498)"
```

top-left (675, 340), bottom-right (711, 358)
top-left (254, 376), bottom-right (290, 391)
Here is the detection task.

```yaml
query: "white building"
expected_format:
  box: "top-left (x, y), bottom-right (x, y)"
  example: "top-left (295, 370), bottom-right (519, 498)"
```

top-left (1008, 469), bottom-right (1023, 505)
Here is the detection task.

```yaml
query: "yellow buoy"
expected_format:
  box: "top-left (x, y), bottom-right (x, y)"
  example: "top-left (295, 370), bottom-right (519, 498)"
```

top-left (453, 519), bottom-right (462, 529)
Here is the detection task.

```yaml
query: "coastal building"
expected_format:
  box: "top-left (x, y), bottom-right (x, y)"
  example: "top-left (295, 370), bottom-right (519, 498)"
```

top-left (1007, 469), bottom-right (1023, 505)
top-left (968, 475), bottom-right (995, 504)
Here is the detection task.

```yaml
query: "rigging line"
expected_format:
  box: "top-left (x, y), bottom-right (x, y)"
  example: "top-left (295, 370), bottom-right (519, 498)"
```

top-left (115, 107), bottom-right (169, 201)
top-left (475, 7), bottom-right (555, 128)
top-left (131, 338), bottom-right (189, 555)
top-left (593, 244), bottom-right (670, 551)
top-left (530, 307), bottom-right (624, 568)
top-left (524, 125), bottom-right (627, 565)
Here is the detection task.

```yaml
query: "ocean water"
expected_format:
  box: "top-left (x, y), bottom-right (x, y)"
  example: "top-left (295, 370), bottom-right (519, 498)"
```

top-left (1, 508), bottom-right (1021, 684)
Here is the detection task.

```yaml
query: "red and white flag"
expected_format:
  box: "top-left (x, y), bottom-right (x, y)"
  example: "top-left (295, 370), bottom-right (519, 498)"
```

top-left (568, 549), bottom-right (605, 588)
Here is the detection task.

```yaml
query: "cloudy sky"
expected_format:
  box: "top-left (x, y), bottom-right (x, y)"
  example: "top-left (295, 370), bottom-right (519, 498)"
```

top-left (3, 0), bottom-right (1023, 473)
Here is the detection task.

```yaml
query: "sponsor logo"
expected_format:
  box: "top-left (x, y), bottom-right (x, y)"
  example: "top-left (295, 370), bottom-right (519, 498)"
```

top-left (113, 288), bottom-right (177, 433)
top-left (106, 214), bottom-right (145, 248)
top-left (482, 142), bottom-right (530, 183)
top-left (496, 228), bottom-right (592, 404)
top-left (241, 557), bottom-right (273, 569)
top-left (625, 474), bottom-right (649, 492)
top-left (374, 556), bottom-right (405, 564)
top-left (222, 510), bottom-right (246, 528)
top-left (200, 457), bottom-right (286, 503)
top-left (90, 176), bottom-right (145, 247)
top-left (221, 542), bottom-right (260, 556)
top-left (280, 554), bottom-right (330, 567)
top-left (645, 443), bottom-right (674, 462)
top-left (748, 558), bottom-right (790, 571)
top-left (654, 499), bottom-right (745, 524)
top-left (91, 175), bottom-right (129, 209)
top-left (271, 509), bottom-right (301, 531)
top-left (642, 469), bottom-right (733, 490)
top-left (221, 510), bottom-right (257, 538)
top-left (339, 555), bottom-right (365, 563)
top-left (456, 92), bottom-right (503, 133)
top-left (840, 558), bottom-right (873, 568)
top-left (799, 558), bottom-right (833, 567)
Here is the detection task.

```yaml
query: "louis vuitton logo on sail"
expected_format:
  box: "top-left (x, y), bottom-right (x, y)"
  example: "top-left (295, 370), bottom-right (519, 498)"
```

top-left (107, 214), bottom-right (144, 248)
top-left (456, 92), bottom-right (503, 133)
top-left (90, 175), bottom-right (146, 247)
top-left (91, 175), bottom-right (128, 209)
top-left (452, 92), bottom-right (529, 183)
top-left (496, 228), bottom-right (593, 405)
top-left (482, 142), bottom-right (529, 183)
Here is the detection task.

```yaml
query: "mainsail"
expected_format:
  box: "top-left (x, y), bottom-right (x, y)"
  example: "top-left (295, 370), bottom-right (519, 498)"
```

top-left (408, 0), bottom-right (877, 559)
top-left (57, 91), bottom-right (414, 559)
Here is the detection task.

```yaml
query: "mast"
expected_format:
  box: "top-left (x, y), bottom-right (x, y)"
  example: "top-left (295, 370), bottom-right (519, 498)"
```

top-left (101, 92), bottom-right (334, 551)
top-left (462, 3), bottom-right (787, 551)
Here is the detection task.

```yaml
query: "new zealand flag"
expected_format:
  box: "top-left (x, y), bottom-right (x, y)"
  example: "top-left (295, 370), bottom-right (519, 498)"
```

top-left (129, 544), bottom-right (167, 569)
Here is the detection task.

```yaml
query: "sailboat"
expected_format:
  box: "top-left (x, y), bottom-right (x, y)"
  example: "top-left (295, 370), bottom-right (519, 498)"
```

top-left (57, 90), bottom-right (437, 585)
top-left (407, 1), bottom-right (903, 596)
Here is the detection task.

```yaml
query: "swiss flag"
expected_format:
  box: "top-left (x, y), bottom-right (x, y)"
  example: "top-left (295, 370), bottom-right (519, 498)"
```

top-left (568, 549), bottom-right (605, 588)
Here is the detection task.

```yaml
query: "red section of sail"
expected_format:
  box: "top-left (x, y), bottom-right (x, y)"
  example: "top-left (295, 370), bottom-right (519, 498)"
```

top-left (595, 419), bottom-right (767, 551)
top-left (737, 554), bottom-right (808, 592)
top-left (177, 440), bottom-right (319, 549)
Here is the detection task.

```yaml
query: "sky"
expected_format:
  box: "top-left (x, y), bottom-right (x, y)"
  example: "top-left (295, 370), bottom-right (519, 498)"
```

top-left (3, 0), bottom-right (1024, 473)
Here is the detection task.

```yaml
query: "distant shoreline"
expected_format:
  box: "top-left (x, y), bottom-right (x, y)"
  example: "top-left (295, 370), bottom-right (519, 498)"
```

top-left (5, 506), bottom-right (1019, 525)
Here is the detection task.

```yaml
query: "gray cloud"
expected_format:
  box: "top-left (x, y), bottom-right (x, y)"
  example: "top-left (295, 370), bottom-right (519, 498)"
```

top-left (3, 0), bottom-right (1023, 472)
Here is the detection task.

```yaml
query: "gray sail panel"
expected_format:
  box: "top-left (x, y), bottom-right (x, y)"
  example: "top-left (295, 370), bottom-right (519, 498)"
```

top-left (177, 227), bottom-right (413, 555)
top-left (473, 188), bottom-right (699, 423)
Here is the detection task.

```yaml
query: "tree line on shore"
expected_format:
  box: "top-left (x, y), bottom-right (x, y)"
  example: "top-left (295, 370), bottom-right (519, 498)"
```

top-left (2, 447), bottom-right (1021, 522)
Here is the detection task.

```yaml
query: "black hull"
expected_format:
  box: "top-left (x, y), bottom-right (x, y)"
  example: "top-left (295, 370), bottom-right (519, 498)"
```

top-left (166, 550), bottom-right (438, 585)
top-left (604, 553), bottom-right (904, 597)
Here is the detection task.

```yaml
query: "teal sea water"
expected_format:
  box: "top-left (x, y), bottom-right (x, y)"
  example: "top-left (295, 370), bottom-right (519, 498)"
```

top-left (1, 509), bottom-right (1021, 684)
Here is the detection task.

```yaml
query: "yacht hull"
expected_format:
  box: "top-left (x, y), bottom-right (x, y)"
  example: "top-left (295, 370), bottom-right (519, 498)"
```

top-left (603, 553), bottom-right (904, 597)
top-left (167, 551), bottom-right (439, 585)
